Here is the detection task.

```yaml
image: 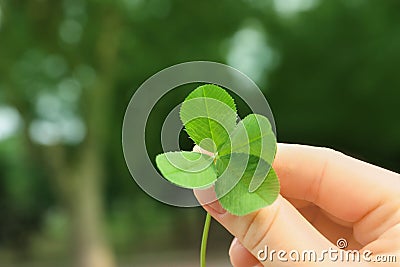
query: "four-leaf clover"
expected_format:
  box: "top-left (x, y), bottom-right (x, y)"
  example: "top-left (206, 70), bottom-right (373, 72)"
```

top-left (156, 84), bottom-right (280, 216)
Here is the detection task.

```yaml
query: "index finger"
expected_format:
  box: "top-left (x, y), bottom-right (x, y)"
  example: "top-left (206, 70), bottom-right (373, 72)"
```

top-left (274, 143), bottom-right (400, 223)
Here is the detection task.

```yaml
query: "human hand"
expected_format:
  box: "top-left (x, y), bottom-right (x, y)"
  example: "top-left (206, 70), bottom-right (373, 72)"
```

top-left (194, 144), bottom-right (400, 266)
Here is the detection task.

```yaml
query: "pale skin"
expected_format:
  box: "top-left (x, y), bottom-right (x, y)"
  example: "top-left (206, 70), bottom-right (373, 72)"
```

top-left (194, 144), bottom-right (400, 266)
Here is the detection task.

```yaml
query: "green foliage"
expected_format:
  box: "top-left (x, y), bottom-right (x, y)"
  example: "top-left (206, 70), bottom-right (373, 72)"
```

top-left (216, 154), bottom-right (280, 216)
top-left (157, 84), bottom-right (279, 216)
top-left (156, 152), bottom-right (217, 188)
top-left (220, 114), bottom-right (277, 192)
top-left (180, 84), bottom-right (237, 153)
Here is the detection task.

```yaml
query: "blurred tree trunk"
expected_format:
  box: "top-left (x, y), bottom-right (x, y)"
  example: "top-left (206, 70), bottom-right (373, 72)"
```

top-left (12, 96), bottom-right (117, 267)
top-left (39, 11), bottom-right (121, 267)
top-left (62, 12), bottom-right (121, 267)
top-left (60, 147), bottom-right (115, 267)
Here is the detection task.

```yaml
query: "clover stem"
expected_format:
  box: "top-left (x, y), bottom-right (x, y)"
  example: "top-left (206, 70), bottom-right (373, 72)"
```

top-left (200, 212), bottom-right (212, 267)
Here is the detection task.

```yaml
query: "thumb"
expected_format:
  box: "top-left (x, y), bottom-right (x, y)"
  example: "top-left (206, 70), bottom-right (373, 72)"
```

top-left (194, 189), bottom-right (336, 266)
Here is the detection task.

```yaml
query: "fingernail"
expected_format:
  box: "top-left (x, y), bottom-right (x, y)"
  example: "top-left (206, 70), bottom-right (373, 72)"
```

top-left (194, 188), bottom-right (226, 214)
top-left (208, 199), bottom-right (225, 214)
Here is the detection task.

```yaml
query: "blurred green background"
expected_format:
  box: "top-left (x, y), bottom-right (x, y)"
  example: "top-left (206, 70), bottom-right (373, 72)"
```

top-left (0, 0), bottom-right (399, 266)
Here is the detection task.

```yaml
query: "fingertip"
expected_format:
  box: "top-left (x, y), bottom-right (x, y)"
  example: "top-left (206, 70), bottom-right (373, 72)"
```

top-left (193, 187), bottom-right (226, 215)
top-left (228, 237), bottom-right (239, 256)
top-left (192, 145), bottom-right (214, 156)
top-left (229, 237), bottom-right (261, 267)
top-left (193, 145), bottom-right (202, 153)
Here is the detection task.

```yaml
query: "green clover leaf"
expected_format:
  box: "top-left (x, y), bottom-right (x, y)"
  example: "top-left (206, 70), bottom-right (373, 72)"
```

top-left (219, 114), bottom-right (277, 192)
top-left (156, 84), bottom-right (279, 216)
top-left (215, 153), bottom-right (279, 216)
top-left (156, 151), bottom-right (217, 189)
top-left (180, 84), bottom-right (237, 153)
